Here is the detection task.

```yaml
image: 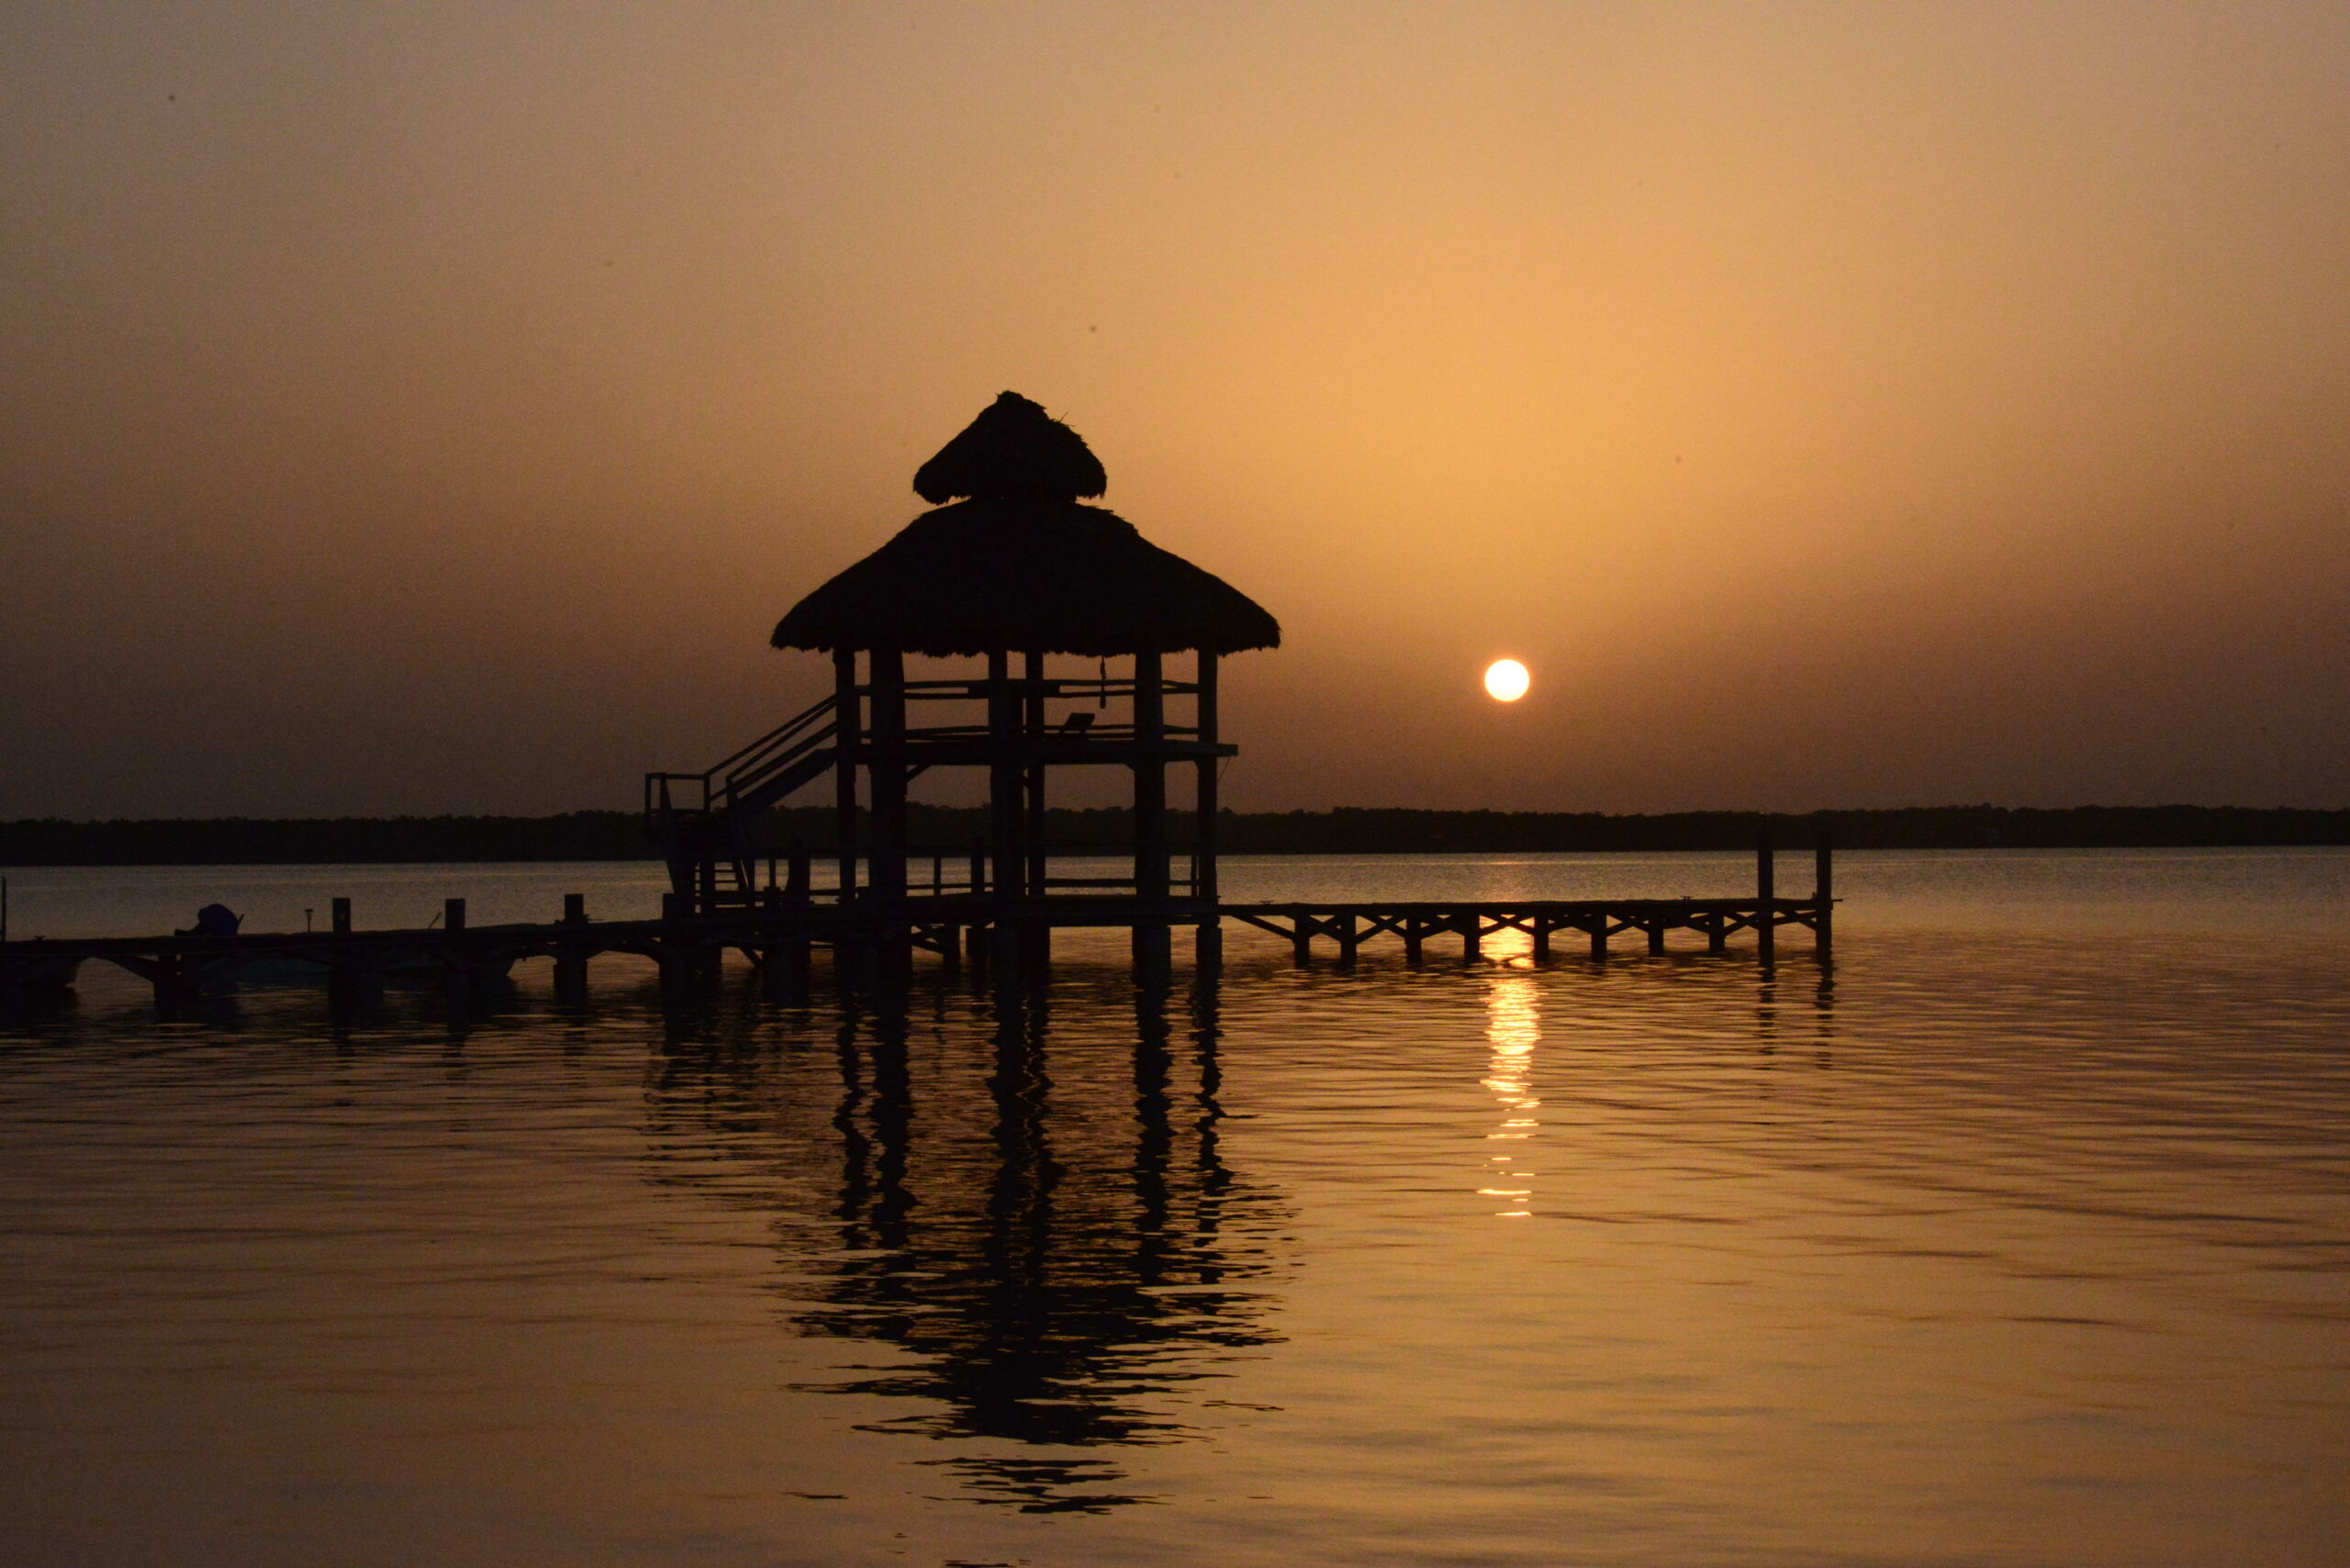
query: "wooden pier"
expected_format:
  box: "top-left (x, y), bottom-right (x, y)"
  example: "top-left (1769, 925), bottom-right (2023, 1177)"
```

top-left (0, 837), bottom-right (1831, 1012)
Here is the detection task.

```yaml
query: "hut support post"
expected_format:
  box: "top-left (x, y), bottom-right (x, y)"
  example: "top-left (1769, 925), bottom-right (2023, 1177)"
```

top-left (834, 648), bottom-right (861, 905)
top-left (1023, 650), bottom-right (1047, 902)
top-left (987, 650), bottom-right (1022, 962)
top-left (869, 648), bottom-right (907, 907)
top-left (869, 647), bottom-right (910, 981)
top-left (1194, 654), bottom-right (1219, 906)
top-left (1132, 649), bottom-right (1169, 973)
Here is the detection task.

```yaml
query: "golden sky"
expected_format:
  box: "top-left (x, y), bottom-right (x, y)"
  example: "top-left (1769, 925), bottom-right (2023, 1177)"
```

top-left (5, 2), bottom-right (2346, 815)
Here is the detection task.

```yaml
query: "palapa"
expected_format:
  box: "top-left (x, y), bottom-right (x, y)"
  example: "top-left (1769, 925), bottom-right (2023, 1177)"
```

top-left (774, 392), bottom-right (1280, 656)
top-left (912, 390), bottom-right (1105, 503)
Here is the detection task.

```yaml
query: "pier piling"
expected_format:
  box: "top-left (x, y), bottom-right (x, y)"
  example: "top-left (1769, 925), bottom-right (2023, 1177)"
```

top-left (1815, 824), bottom-right (1834, 956)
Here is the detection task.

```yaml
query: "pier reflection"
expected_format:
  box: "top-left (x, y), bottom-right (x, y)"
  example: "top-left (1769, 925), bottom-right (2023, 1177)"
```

top-left (643, 974), bottom-right (1285, 1514)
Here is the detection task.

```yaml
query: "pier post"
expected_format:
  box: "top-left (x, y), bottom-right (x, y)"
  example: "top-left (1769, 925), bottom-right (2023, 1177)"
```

top-left (554, 892), bottom-right (589, 1003)
top-left (876, 925), bottom-right (914, 990)
top-left (1814, 821), bottom-right (1834, 955)
top-left (1403, 918), bottom-right (1424, 967)
top-left (1335, 913), bottom-right (1360, 967)
top-left (1589, 919), bottom-right (1607, 960)
top-left (1648, 920), bottom-right (1666, 957)
top-left (1707, 913), bottom-right (1727, 954)
top-left (1530, 919), bottom-right (1550, 963)
top-left (1756, 827), bottom-right (1776, 963)
top-left (1019, 920), bottom-right (1052, 982)
top-left (440, 898), bottom-right (470, 1008)
top-left (1193, 918), bottom-right (1222, 973)
top-left (657, 891), bottom-right (693, 1006)
top-left (1462, 915), bottom-right (1482, 962)
top-left (1290, 919), bottom-right (1313, 967)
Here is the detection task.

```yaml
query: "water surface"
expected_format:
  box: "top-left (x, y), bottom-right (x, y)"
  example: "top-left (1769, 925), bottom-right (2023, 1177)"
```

top-left (3, 851), bottom-right (2345, 1565)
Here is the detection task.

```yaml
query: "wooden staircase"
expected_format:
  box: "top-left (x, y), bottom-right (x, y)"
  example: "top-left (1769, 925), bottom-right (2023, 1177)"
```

top-left (645, 696), bottom-right (839, 911)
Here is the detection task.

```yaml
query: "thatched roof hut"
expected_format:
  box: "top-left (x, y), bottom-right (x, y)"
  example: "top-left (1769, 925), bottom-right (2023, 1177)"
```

top-left (773, 393), bottom-right (1280, 657)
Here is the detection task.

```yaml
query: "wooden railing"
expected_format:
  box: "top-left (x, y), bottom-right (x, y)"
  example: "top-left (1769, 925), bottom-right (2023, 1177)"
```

top-left (725, 844), bottom-right (1206, 906)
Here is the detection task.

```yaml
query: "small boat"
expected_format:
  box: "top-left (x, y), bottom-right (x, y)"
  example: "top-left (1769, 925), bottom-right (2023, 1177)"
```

top-left (173, 903), bottom-right (243, 939)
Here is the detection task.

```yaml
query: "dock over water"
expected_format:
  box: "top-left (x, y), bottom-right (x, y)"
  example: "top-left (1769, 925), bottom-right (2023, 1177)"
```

top-left (0, 840), bottom-right (1833, 1013)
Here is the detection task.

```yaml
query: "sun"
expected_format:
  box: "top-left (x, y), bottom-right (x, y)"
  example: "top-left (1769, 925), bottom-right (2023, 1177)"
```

top-left (1483, 658), bottom-right (1530, 702)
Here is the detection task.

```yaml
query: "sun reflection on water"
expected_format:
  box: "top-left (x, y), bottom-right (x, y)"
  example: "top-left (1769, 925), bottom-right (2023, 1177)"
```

top-left (1480, 950), bottom-right (1541, 1217)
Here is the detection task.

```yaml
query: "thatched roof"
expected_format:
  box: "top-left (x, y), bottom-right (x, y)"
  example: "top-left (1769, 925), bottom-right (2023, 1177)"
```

top-left (772, 395), bottom-right (1280, 656)
top-left (913, 392), bottom-right (1106, 504)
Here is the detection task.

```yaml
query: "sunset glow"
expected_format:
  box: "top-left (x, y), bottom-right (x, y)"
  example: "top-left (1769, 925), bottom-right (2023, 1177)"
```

top-left (4, 6), bottom-right (2346, 819)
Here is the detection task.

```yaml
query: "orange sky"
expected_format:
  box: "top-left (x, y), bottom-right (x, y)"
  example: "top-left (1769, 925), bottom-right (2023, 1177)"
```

top-left (5, 3), bottom-right (2347, 817)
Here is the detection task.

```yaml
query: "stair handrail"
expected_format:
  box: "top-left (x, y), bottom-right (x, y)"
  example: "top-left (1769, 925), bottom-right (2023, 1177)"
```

top-left (709, 694), bottom-right (837, 785)
top-left (643, 694), bottom-right (839, 826)
top-left (721, 713), bottom-right (840, 815)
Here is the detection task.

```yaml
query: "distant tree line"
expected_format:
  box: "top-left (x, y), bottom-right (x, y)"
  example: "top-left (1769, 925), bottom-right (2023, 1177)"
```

top-left (3, 803), bottom-right (2346, 867)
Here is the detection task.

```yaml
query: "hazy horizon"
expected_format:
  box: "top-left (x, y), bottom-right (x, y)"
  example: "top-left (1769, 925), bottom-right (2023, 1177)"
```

top-left (7, 3), bottom-right (2347, 819)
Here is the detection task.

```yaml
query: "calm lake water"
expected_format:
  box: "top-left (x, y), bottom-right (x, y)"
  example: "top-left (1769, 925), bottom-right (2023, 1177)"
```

top-left (3, 850), bottom-right (2345, 1566)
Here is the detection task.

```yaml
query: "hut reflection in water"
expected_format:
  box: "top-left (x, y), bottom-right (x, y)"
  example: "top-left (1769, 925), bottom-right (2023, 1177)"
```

top-left (643, 975), bottom-right (1286, 1513)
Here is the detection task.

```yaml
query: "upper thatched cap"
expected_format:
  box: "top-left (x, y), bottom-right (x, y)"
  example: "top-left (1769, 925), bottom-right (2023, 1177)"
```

top-left (912, 391), bottom-right (1107, 504)
top-left (771, 394), bottom-right (1280, 656)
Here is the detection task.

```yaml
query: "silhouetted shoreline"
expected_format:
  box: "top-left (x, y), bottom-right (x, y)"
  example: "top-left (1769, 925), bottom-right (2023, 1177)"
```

top-left (4, 804), bottom-right (2345, 868)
